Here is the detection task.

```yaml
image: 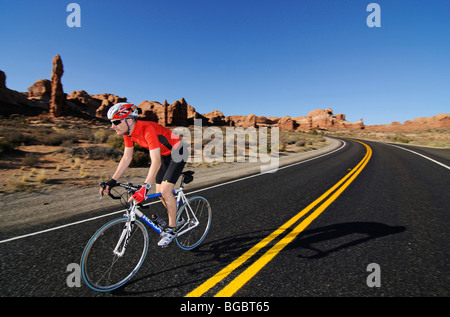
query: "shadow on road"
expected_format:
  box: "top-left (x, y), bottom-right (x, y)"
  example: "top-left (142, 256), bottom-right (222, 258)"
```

top-left (112, 223), bottom-right (405, 296)
top-left (111, 230), bottom-right (273, 296)
top-left (287, 222), bottom-right (406, 259)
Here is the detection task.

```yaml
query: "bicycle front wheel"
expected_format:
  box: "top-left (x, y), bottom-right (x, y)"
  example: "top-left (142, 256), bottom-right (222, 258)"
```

top-left (81, 218), bottom-right (149, 292)
top-left (176, 196), bottom-right (212, 250)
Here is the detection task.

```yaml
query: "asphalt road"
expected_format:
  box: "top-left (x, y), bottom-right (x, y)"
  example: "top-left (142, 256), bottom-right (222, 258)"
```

top-left (1, 139), bottom-right (449, 300)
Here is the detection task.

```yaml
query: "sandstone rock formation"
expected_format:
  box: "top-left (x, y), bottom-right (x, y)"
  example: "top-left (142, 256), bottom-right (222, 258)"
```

top-left (277, 116), bottom-right (295, 130)
top-left (203, 110), bottom-right (229, 126)
top-left (28, 79), bottom-right (51, 101)
top-left (92, 93), bottom-right (127, 118)
top-left (213, 109), bottom-right (363, 131)
top-left (291, 108), bottom-right (364, 131)
top-left (167, 98), bottom-right (188, 126)
top-left (0, 56), bottom-right (367, 130)
top-left (366, 113), bottom-right (450, 131)
top-left (66, 91), bottom-right (127, 118)
top-left (0, 70), bottom-right (49, 116)
top-left (227, 114), bottom-right (257, 128)
top-left (256, 116), bottom-right (278, 127)
top-left (5, 54), bottom-right (447, 133)
top-left (138, 98), bottom-right (189, 126)
top-left (0, 71), bottom-right (6, 89)
top-left (49, 54), bottom-right (66, 117)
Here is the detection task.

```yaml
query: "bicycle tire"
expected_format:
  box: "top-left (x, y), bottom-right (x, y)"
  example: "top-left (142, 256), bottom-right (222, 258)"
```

top-left (80, 218), bottom-right (149, 292)
top-left (175, 196), bottom-right (212, 250)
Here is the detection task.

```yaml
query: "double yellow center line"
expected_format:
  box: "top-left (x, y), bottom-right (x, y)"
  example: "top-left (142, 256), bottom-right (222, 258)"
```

top-left (186, 140), bottom-right (372, 297)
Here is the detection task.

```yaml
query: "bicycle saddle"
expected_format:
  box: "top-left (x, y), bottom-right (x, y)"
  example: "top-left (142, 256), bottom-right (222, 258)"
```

top-left (182, 171), bottom-right (195, 184)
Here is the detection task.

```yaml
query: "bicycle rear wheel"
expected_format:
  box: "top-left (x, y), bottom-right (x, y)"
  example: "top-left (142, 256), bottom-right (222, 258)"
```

top-left (81, 218), bottom-right (149, 292)
top-left (176, 196), bottom-right (212, 250)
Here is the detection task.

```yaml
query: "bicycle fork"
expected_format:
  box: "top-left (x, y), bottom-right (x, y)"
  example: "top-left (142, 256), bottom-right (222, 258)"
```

top-left (113, 220), bottom-right (134, 257)
top-left (112, 206), bottom-right (163, 258)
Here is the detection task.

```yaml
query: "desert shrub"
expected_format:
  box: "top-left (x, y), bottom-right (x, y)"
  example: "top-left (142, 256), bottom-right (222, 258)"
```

top-left (23, 153), bottom-right (39, 167)
top-left (66, 146), bottom-right (122, 161)
top-left (0, 138), bottom-right (13, 154)
top-left (29, 127), bottom-right (76, 146)
top-left (36, 170), bottom-right (48, 184)
top-left (0, 128), bottom-right (35, 146)
top-left (393, 136), bottom-right (411, 143)
top-left (91, 128), bottom-right (114, 143)
top-left (70, 127), bottom-right (92, 141)
top-left (130, 150), bottom-right (150, 167)
top-left (107, 134), bottom-right (124, 151)
top-left (39, 132), bottom-right (69, 146)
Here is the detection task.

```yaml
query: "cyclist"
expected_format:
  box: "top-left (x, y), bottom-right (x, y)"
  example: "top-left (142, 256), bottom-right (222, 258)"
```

top-left (100, 102), bottom-right (187, 247)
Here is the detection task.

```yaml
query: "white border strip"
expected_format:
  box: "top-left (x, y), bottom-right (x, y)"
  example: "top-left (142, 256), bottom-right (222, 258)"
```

top-left (388, 144), bottom-right (450, 170)
top-left (0, 140), bottom-right (346, 244)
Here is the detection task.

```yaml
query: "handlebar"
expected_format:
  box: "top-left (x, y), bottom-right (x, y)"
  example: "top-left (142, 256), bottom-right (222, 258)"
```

top-left (99, 171), bottom-right (194, 209)
top-left (99, 181), bottom-right (139, 198)
top-left (99, 181), bottom-right (150, 209)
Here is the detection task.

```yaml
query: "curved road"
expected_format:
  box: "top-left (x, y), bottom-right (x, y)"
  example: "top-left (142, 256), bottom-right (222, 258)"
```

top-left (1, 139), bottom-right (449, 298)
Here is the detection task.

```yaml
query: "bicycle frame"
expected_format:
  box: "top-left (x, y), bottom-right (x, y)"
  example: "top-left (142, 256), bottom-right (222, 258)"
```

top-left (112, 186), bottom-right (199, 257)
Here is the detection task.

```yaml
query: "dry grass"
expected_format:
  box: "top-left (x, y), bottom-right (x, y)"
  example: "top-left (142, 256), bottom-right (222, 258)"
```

top-left (330, 127), bottom-right (450, 148)
top-left (4, 115), bottom-right (446, 194)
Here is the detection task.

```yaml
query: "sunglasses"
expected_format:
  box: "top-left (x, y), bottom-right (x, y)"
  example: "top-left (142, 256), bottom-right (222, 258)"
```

top-left (111, 120), bottom-right (123, 126)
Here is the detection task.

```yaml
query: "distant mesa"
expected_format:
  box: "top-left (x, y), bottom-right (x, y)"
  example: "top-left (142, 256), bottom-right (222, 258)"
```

top-left (365, 113), bottom-right (450, 131)
top-left (1, 55), bottom-right (448, 131)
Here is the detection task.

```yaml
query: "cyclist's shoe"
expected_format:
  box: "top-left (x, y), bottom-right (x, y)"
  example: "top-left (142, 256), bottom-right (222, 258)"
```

top-left (158, 227), bottom-right (177, 247)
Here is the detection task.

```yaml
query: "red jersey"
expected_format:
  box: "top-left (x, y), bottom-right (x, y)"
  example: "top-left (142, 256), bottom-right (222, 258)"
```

top-left (124, 120), bottom-right (181, 156)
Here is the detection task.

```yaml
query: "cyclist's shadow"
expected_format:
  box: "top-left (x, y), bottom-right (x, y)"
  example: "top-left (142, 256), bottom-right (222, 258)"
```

top-left (286, 221), bottom-right (406, 259)
top-left (112, 222), bottom-right (405, 295)
top-left (111, 231), bottom-right (272, 296)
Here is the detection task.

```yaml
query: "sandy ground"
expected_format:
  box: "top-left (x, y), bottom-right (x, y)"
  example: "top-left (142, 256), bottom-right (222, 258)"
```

top-left (0, 138), bottom-right (341, 233)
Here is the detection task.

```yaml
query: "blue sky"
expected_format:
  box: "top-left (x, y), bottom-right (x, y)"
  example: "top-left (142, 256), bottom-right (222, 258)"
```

top-left (1, 0), bottom-right (449, 125)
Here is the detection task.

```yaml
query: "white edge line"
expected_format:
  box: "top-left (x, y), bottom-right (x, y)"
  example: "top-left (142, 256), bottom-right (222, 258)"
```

top-left (388, 144), bottom-right (450, 170)
top-left (0, 140), bottom-right (346, 244)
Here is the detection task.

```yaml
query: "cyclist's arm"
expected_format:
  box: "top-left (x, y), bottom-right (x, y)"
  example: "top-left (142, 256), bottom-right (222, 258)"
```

top-left (143, 147), bottom-right (161, 185)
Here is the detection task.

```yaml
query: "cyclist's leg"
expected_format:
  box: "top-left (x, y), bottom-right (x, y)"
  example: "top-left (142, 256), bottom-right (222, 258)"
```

top-left (160, 181), bottom-right (177, 227)
top-left (160, 146), bottom-right (187, 227)
top-left (155, 155), bottom-right (170, 208)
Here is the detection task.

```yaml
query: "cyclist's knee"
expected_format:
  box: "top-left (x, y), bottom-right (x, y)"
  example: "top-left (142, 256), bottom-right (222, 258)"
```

top-left (160, 183), bottom-right (174, 199)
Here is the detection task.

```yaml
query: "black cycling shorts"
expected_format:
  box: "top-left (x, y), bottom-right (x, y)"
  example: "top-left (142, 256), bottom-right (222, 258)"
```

top-left (156, 143), bottom-right (187, 185)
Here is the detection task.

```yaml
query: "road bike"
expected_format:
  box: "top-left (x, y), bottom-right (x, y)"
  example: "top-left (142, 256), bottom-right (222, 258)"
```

top-left (80, 171), bottom-right (212, 292)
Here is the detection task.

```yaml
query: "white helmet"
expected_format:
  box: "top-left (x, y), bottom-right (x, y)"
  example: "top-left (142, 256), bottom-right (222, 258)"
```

top-left (107, 103), bottom-right (139, 120)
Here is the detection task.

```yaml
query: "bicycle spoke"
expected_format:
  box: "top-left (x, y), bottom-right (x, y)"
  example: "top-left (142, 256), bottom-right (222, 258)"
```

top-left (81, 218), bottom-right (149, 292)
top-left (176, 196), bottom-right (211, 250)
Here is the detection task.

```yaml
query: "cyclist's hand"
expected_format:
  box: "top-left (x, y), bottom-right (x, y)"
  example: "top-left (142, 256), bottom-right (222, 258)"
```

top-left (99, 178), bottom-right (117, 196)
top-left (130, 184), bottom-right (149, 203)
